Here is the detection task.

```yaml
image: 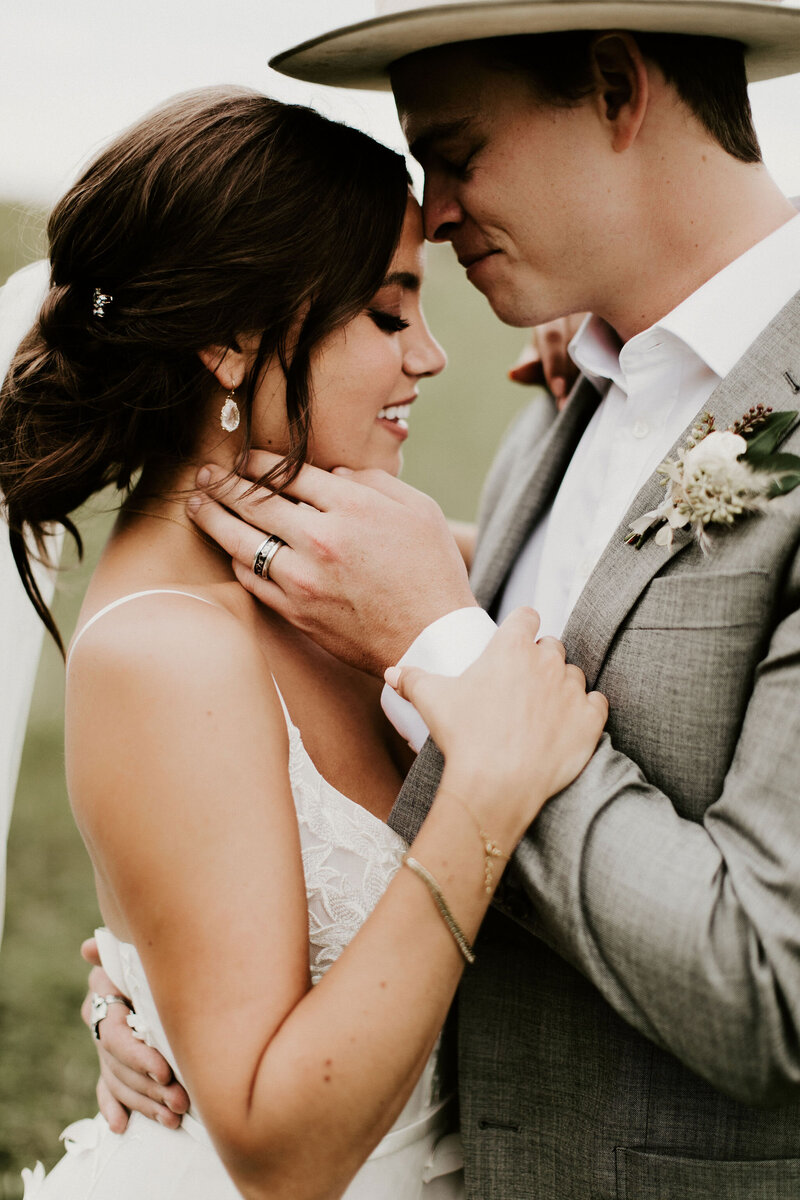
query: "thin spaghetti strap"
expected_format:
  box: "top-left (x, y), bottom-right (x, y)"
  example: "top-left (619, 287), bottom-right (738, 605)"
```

top-left (66, 587), bottom-right (300, 742)
top-left (67, 589), bottom-right (222, 672)
top-left (270, 676), bottom-right (294, 728)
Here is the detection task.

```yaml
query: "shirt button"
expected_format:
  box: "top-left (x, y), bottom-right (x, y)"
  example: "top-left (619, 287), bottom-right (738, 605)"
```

top-left (632, 420), bottom-right (650, 439)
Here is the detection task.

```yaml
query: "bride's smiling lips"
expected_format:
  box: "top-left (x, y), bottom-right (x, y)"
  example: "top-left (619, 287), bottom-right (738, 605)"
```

top-left (376, 394), bottom-right (417, 440)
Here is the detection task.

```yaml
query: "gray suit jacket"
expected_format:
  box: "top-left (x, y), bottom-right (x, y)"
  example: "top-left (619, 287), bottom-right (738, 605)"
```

top-left (390, 290), bottom-right (800, 1199)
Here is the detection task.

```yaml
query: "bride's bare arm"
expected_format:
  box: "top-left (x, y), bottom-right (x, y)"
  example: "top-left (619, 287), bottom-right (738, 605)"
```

top-left (69, 599), bottom-right (605, 1200)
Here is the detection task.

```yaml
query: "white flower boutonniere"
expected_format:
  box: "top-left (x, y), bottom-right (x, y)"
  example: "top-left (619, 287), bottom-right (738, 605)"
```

top-left (626, 406), bottom-right (800, 553)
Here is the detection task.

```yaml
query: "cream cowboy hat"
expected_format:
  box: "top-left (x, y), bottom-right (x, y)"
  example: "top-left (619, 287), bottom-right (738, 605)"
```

top-left (270, 0), bottom-right (800, 87)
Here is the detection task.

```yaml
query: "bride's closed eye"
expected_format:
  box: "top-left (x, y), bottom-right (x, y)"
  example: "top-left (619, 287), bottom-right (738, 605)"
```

top-left (368, 308), bottom-right (411, 334)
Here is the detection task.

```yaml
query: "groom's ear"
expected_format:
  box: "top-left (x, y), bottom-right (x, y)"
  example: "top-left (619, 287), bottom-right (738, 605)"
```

top-left (589, 32), bottom-right (649, 153)
top-left (197, 340), bottom-right (249, 391)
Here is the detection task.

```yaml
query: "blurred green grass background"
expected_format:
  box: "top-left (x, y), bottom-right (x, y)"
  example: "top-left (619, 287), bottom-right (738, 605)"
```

top-left (0, 197), bottom-right (535, 1194)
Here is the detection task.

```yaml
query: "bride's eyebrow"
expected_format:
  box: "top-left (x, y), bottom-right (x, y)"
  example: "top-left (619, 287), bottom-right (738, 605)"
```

top-left (381, 271), bottom-right (421, 292)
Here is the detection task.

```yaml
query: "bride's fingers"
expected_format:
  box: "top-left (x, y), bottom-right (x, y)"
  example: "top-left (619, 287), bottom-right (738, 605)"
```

top-left (498, 605), bottom-right (542, 641)
top-left (384, 664), bottom-right (449, 715)
top-left (587, 690), bottom-right (609, 721)
top-left (536, 635), bottom-right (567, 661)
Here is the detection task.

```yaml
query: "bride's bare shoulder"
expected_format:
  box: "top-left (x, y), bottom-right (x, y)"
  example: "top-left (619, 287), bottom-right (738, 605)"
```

top-left (68, 588), bottom-right (257, 678)
top-left (66, 590), bottom-right (287, 788)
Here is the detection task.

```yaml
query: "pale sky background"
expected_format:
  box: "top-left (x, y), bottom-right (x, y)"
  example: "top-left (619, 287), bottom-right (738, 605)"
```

top-left (2, 0), bottom-right (800, 207)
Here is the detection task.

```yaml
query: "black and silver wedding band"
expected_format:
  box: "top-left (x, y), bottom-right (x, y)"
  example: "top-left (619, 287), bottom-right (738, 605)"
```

top-left (252, 534), bottom-right (285, 581)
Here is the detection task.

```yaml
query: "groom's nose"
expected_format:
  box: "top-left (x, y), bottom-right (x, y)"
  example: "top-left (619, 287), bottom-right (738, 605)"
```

top-left (422, 175), bottom-right (465, 243)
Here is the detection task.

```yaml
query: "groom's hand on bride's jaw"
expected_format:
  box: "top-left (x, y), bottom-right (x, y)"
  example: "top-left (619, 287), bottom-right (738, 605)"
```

top-left (80, 940), bottom-right (189, 1131)
top-left (188, 451), bottom-right (477, 675)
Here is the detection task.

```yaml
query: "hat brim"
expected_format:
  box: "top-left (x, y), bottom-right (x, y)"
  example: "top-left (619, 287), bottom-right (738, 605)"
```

top-left (270, 0), bottom-right (800, 88)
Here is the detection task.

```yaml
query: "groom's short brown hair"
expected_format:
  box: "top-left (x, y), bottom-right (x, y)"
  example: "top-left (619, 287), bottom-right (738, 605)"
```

top-left (479, 30), bottom-right (761, 164)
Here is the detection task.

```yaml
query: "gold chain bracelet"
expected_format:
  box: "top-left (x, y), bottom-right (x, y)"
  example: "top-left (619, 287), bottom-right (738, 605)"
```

top-left (403, 856), bottom-right (476, 965)
top-left (440, 790), bottom-right (510, 895)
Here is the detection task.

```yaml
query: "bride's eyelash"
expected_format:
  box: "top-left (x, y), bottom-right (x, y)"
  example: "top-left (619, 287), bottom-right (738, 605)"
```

top-left (368, 308), bottom-right (410, 333)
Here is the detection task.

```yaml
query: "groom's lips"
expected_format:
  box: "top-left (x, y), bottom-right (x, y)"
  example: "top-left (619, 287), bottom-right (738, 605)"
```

top-left (458, 248), bottom-right (500, 280)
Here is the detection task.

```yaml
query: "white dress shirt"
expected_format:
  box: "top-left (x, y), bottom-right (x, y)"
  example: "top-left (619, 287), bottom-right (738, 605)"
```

top-left (384, 213), bottom-right (800, 751)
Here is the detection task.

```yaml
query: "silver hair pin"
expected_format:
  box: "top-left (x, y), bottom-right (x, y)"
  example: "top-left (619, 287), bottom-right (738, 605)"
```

top-left (92, 288), bottom-right (113, 319)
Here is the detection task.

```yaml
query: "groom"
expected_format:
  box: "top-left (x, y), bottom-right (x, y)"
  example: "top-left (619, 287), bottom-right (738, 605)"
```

top-left (99, 1), bottom-right (800, 1195)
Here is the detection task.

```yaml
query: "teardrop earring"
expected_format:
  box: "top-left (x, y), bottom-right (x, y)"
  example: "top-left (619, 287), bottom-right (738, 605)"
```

top-left (220, 385), bottom-right (240, 433)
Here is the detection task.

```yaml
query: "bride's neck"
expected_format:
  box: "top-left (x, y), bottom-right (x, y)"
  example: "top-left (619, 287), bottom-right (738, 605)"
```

top-left (117, 453), bottom-right (232, 572)
top-left (137, 418), bottom-right (240, 500)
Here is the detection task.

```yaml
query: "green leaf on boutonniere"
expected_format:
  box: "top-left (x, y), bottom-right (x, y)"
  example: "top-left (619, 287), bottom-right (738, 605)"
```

top-left (743, 410), bottom-right (798, 464)
top-left (763, 452), bottom-right (800, 497)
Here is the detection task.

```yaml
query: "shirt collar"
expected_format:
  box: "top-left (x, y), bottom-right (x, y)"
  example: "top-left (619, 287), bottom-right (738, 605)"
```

top-left (570, 212), bottom-right (800, 388)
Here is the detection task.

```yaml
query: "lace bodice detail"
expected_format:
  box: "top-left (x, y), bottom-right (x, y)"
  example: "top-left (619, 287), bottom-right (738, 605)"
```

top-left (41, 590), bottom-right (461, 1198)
top-left (284, 711), bottom-right (407, 984)
top-left (68, 588), bottom-right (408, 990)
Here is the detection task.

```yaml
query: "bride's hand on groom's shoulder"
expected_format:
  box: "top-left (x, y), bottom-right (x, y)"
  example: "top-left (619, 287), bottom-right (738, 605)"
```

top-left (80, 939), bottom-right (190, 1131)
top-left (386, 608), bottom-right (608, 837)
top-left (188, 454), bottom-right (476, 675)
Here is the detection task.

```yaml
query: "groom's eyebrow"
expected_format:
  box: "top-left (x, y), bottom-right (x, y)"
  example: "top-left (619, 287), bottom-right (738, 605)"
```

top-left (383, 271), bottom-right (421, 292)
top-left (407, 117), bottom-right (472, 166)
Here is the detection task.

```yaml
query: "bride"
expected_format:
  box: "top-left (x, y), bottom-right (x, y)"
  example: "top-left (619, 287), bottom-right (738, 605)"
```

top-left (1, 86), bottom-right (606, 1199)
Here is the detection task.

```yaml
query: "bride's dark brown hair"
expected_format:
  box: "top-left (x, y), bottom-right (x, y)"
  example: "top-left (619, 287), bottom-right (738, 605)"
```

top-left (0, 86), bottom-right (409, 653)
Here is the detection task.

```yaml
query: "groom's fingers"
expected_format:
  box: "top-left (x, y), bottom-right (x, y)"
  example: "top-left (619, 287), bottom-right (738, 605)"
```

top-left (194, 468), bottom-right (312, 545)
top-left (89, 997), bottom-right (174, 1087)
top-left (242, 450), bottom-right (436, 516)
top-left (330, 465), bottom-right (441, 514)
top-left (96, 1077), bottom-right (130, 1134)
top-left (242, 450), bottom-right (352, 511)
top-left (80, 937), bottom-right (101, 968)
top-left (98, 1052), bottom-right (189, 1116)
top-left (97, 1068), bottom-right (182, 1131)
top-left (231, 557), bottom-right (296, 616)
top-left (189, 493), bottom-right (295, 585)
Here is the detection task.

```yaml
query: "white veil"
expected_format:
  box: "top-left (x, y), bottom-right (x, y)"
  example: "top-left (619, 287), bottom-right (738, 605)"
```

top-left (0, 259), bottom-right (61, 948)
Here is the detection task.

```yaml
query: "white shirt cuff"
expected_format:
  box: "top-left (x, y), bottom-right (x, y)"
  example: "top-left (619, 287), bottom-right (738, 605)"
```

top-left (381, 607), bottom-right (498, 752)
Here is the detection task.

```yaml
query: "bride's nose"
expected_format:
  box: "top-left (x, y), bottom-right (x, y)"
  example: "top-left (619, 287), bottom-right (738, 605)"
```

top-left (403, 319), bottom-right (447, 379)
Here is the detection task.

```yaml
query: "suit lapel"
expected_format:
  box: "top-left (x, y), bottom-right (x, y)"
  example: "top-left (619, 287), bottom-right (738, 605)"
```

top-left (471, 377), bottom-right (601, 610)
top-left (562, 289), bottom-right (800, 686)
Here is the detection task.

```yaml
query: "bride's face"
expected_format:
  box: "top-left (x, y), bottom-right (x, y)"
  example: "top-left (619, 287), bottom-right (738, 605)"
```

top-left (252, 197), bottom-right (446, 476)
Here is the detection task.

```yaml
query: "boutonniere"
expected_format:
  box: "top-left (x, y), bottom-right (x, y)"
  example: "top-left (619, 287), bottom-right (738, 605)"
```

top-left (626, 405), bottom-right (800, 553)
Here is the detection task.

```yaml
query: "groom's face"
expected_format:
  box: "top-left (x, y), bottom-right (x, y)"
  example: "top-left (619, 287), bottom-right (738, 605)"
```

top-left (392, 43), bottom-right (612, 328)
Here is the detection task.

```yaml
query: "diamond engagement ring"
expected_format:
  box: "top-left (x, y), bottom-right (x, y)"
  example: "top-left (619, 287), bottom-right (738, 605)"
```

top-left (252, 534), bottom-right (285, 581)
top-left (90, 992), bottom-right (133, 1040)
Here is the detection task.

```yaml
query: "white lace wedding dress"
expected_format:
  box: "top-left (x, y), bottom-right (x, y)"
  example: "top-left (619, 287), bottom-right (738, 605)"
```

top-left (23, 590), bottom-right (464, 1200)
